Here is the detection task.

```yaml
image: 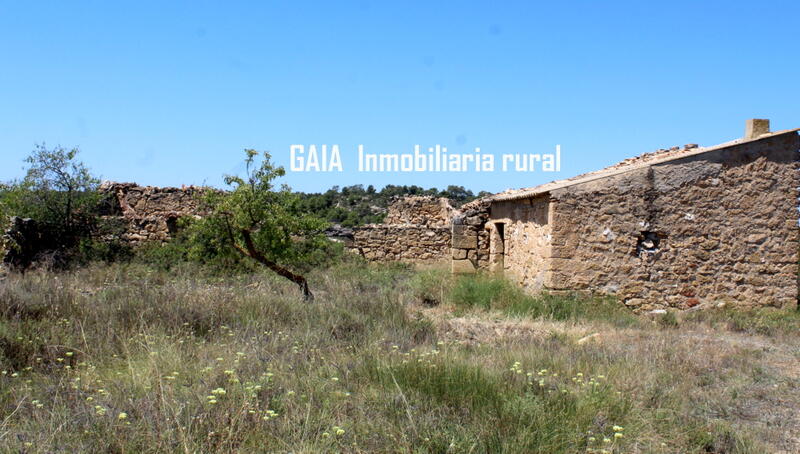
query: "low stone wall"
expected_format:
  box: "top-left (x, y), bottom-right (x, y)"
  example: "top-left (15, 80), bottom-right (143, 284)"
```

top-left (100, 182), bottom-right (208, 217)
top-left (352, 225), bottom-right (451, 263)
top-left (347, 195), bottom-right (457, 263)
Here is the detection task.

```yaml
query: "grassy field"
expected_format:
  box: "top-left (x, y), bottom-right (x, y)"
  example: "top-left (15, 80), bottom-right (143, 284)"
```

top-left (0, 262), bottom-right (799, 453)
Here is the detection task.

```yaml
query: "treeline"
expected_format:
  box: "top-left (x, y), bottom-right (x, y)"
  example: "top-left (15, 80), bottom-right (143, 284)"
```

top-left (295, 184), bottom-right (491, 227)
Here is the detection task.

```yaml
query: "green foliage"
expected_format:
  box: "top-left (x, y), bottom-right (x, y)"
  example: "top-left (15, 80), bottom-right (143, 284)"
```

top-left (185, 150), bottom-right (329, 297)
top-left (0, 181), bottom-right (25, 228)
top-left (0, 182), bottom-right (11, 251)
top-left (190, 150), bottom-right (327, 263)
top-left (295, 184), bottom-right (487, 227)
top-left (0, 145), bottom-right (102, 266)
top-left (412, 271), bottom-right (641, 327)
top-left (133, 228), bottom-right (261, 275)
top-left (15, 144), bottom-right (100, 229)
top-left (77, 238), bottom-right (134, 265)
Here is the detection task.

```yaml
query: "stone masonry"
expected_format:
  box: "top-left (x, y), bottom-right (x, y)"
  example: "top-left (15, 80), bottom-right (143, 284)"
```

top-left (481, 120), bottom-right (800, 311)
top-left (46, 119), bottom-right (798, 311)
top-left (383, 195), bottom-right (455, 227)
top-left (351, 196), bottom-right (454, 263)
top-left (450, 199), bottom-right (490, 273)
top-left (99, 182), bottom-right (210, 244)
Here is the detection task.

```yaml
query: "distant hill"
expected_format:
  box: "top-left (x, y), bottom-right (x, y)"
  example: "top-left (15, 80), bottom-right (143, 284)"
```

top-left (295, 184), bottom-right (490, 227)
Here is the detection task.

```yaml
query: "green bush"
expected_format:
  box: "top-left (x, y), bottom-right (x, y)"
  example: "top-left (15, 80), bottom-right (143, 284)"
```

top-left (449, 273), bottom-right (641, 327)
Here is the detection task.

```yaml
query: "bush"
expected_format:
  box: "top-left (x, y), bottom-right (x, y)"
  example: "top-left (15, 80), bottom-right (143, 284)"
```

top-left (448, 273), bottom-right (641, 326)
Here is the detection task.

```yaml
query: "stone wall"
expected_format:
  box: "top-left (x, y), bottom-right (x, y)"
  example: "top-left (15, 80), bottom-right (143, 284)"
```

top-left (383, 196), bottom-right (455, 227)
top-left (98, 185), bottom-right (458, 261)
top-left (352, 225), bottom-right (451, 262)
top-left (350, 196), bottom-right (456, 264)
top-left (450, 199), bottom-right (490, 273)
top-left (488, 130), bottom-right (800, 310)
top-left (489, 196), bottom-right (552, 291)
top-left (99, 182), bottom-right (210, 244)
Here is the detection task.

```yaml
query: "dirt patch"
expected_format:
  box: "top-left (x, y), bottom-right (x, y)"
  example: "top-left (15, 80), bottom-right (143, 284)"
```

top-left (414, 304), bottom-right (594, 345)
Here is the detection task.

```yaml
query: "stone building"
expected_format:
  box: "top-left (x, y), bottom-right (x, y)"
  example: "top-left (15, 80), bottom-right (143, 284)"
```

top-left (451, 120), bottom-right (799, 310)
top-left (76, 119), bottom-right (800, 310)
top-left (96, 187), bottom-right (457, 264)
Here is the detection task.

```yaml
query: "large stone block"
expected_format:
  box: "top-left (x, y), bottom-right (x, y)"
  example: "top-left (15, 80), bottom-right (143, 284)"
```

top-left (451, 258), bottom-right (476, 274)
top-left (452, 233), bottom-right (477, 249)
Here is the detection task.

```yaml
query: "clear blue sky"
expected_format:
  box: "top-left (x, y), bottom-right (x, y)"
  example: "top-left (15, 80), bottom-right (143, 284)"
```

top-left (1, 1), bottom-right (798, 194)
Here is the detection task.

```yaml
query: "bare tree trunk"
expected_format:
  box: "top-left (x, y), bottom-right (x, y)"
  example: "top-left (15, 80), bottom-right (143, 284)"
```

top-left (234, 229), bottom-right (314, 301)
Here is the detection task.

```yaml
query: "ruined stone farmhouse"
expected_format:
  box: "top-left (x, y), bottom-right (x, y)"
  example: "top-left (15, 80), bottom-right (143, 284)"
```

top-left (479, 120), bottom-right (799, 311)
top-left (95, 119), bottom-right (799, 311)
top-left (359, 119), bottom-right (800, 311)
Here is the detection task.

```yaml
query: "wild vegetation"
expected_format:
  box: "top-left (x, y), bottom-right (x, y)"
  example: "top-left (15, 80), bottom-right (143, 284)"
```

top-left (295, 184), bottom-right (490, 227)
top-left (2, 145), bottom-right (800, 453)
top-left (0, 145), bottom-right (107, 268)
top-left (0, 262), bottom-right (799, 453)
top-left (186, 150), bottom-right (330, 300)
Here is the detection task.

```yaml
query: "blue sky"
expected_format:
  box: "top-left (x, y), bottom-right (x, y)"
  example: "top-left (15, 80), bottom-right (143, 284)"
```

top-left (1, 1), bottom-right (798, 194)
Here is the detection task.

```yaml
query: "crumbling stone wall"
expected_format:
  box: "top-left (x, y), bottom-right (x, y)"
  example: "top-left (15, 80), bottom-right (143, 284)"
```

top-left (450, 199), bottom-right (490, 273)
top-left (351, 196), bottom-right (456, 263)
top-left (384, 196), bottom-right (455, 227)
top-left (99, 182), bottom-right (209, 244)
top-left (488, 130), bottom-right (800, 310)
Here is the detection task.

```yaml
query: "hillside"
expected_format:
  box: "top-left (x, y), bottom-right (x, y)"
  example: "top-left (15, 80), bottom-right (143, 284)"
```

top-left (295, 184), bottom-right (490, 227)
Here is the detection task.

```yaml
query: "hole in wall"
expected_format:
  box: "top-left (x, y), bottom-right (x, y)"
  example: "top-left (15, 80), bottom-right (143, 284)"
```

top-left (636, 231), bottom-right (662, 257)
top-left (166, 216), bottom-right (180, 235)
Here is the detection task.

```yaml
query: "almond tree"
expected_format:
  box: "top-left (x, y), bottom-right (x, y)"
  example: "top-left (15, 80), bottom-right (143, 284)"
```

top-left (191, 150), bottom-right (327, 301)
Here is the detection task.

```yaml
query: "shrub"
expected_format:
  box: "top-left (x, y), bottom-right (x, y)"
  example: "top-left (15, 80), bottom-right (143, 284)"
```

top-left (448, 273), bottom-right (640, 327)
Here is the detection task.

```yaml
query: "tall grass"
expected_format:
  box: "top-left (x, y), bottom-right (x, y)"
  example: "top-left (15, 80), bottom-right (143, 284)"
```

top-left (415, 271), bottom-right (641, 327)
top-left (0, 263), bottom-right (792, 453)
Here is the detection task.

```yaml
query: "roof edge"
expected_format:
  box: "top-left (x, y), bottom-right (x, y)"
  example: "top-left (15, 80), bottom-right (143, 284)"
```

top-left (489, 128), bottom-right (800, 202)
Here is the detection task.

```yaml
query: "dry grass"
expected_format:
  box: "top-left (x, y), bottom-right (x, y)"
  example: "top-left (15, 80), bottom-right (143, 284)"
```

top-left (0, 263), bottom-right (798, 453)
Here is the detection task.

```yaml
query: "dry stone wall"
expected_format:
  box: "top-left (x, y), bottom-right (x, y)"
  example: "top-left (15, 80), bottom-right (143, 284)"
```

top-left (99, 182), bottom-right (210, 244)
top-left (351, 196), bottom-right (455, 263)
top-left (450, 199), bottom-right (490, 273)
top-left (384, 196), bottom-right (455, 227)
top-left (352, 225), bottom-right (451, 262)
